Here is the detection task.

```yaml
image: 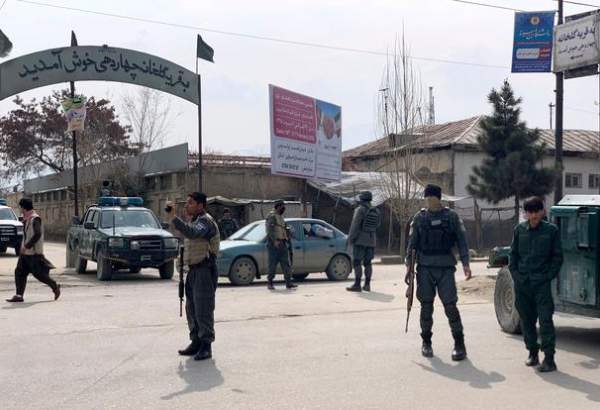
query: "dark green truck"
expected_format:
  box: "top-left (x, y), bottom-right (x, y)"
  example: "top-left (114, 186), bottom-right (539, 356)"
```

top-left (491, 195), bottom-right (600, 333)
top-left (66, 197), bottom-right (179, 281)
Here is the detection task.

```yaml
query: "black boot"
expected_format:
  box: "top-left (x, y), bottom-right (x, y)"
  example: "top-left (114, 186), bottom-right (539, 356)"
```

top-left (178, 340), bottom-right (201, 356)
top-left (363, 266), bottom-right (372, 292)
top-left (525, 350), bottom-right (540, 367)
top-left (421, 341), bottom-right (433, 358)
top-left (451, 334), bottom-right (467, 361)
top-left (348, 264), bottom-right (362, 292)
top-left (285, 280), bottom-right (297, 289)
top-left (194, 342), bottom-right (212, 361)
top-left (538, 354), bottom-right (557, 373)
top-left (267, 280), bottom-right (275, 290)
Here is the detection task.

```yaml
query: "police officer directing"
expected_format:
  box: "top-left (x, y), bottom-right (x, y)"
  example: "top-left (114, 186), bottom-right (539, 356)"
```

top-left (406, 184), bottom-right (472, 361)
top-left (167, 192), bottom-right (221, 361)
top-left (509, 197), bottom-right (563, 373)
top-left (347, 191), bottom-right (380, 292)
top-left (266, 199), bottom-right (296, 290)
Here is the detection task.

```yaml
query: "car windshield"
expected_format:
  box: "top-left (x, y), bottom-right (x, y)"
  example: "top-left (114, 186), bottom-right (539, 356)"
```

top-left (100, 210), bottom-right (160, 229)
top-left (229, 223), bottom-right (266, 242)
top-left (0, 208), bottom-right (17, 221)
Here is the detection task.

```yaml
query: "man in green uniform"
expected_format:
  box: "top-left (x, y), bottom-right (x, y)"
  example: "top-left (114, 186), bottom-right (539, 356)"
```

top-left (509, 197), bottom-right (563, 373)
top-left (266, 200), bottom-right (296, 290)
top-left (218, 208), bottom-right (240, 239)
top-left (406, 184), bottom-right (472, 361)
top-left (168, 192), bottom-right (221, 361)
top-left (346, 191), bottom-right (380, 292)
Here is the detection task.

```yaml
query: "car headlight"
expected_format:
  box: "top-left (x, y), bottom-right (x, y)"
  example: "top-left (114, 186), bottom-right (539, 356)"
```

top-left (130, 240), bottom-right (140, 250)
top-left (108, 238), bottom-right (125, 248)
top-left (16, 226), bottom-right (23, 235)
top-left (163, 238), bottom-right (179, 249)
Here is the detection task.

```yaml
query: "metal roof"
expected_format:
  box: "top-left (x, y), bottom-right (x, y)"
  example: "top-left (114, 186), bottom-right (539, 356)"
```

top-left (344, 116), bottom-right (600, 158)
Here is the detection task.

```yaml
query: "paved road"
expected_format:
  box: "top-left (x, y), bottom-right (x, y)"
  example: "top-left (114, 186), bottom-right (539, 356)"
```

top-left (1, 244), bottom-right (599, 409)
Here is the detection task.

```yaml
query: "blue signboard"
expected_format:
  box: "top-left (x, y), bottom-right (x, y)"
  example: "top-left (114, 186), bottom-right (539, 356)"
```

top-left (512, 11), bottom-right (556, 73)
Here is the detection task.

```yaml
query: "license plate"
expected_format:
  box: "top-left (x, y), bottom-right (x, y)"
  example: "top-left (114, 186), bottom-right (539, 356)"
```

top-left (0, 238), bottom-right (9, 242)
top-left (141, 255), bottom-right (152, 262)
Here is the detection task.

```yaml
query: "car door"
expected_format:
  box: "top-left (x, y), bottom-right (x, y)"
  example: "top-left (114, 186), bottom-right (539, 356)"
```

top-left (286, 221), bottom-right (306, 273)
top-left (81, 210), bottom-right (96, 257)
top-left (300, 221), bottom-right (336, 272)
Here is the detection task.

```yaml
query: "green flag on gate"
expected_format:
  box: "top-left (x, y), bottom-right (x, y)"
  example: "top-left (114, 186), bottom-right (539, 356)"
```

top-left (197, 34), bottom-right (214, 63)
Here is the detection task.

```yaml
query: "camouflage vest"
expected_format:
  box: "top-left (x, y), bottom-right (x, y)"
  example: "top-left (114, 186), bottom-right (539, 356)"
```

top-left (184, 213), bottom-right (220, 266)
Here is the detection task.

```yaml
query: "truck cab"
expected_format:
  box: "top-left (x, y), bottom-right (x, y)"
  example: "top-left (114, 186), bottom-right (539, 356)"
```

top-left (493, 195), bottom-right (600, 333)
top-left (66, 197), bottom-right (179, 281)
top-left (0, 199), bottom-right (24, 256)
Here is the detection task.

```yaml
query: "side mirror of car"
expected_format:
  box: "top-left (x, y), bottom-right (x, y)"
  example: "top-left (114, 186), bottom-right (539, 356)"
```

top-left (72, 216), bottom-right (81, 225)
top-left (84, 222), bottom-right (95, 230)
top-left (18, 216), bottom-right (23, 222)
top-left (161, 222), bottom-right (170, 230)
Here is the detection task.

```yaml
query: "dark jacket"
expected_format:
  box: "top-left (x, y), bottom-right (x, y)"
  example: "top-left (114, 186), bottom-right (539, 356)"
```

top-left (347, 202), bottom-right (377, 248)
top-left (509, 220), bottom-right (563, 285)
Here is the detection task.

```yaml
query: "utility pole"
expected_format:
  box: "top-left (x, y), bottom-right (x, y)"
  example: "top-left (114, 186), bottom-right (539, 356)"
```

top-left (549, 103), bottom-right (555, 130)
top-left (70, 31), bottom-right (79, 217)
top-left (554, 0), bottom-right (564, 205)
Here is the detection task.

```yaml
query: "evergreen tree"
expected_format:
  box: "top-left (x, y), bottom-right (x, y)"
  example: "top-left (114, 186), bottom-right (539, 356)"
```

top-left (467, 80), bottom-right (556, 223)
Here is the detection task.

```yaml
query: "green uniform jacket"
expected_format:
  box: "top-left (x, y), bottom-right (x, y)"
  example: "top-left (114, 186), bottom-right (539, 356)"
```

top-left (508, 220), bottom-right (563, 285)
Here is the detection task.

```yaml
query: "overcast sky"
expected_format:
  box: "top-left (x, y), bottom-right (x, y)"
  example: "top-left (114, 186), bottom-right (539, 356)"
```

top-left (1, 0), bottom-right (598, 156)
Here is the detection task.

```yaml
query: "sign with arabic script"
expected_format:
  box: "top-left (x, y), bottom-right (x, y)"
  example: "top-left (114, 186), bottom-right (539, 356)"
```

top-left (511, 11), bottom-right (555, 73)
top-left (0, 45), bottom-right (199, 104)
top-left (554, 14), bottom-right (600, 73)
top-left (269, 85), bottom-right (342, 182)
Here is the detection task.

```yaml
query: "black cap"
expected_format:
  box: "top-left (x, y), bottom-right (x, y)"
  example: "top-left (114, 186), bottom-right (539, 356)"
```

top-left (424, 184), bottom-right (442, 199)
top-left (358, 191), bottom-right (373, 202)
top-left (18, 197), bottom-right (33, 210)
top-left (274, 199), bottom-right (285, 208)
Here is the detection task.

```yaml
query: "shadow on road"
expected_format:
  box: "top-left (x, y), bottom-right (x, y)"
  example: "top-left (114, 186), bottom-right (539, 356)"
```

top-left (2, 299), bottom-right (54, 309)
top-left (537, 370), bottom-right (600, 403)
top-left (415, 357), bottom-right (505, 389)
top-left (161, 358), bottom-right (224, 400)
top-left (358, 291), bottom-right (395, 303)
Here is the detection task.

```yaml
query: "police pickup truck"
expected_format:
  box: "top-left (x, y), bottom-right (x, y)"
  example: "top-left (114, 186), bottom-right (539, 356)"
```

top-left (0, 199), bottom-right (23, 256)
top-left (66, 197), bottom-right (179, 281)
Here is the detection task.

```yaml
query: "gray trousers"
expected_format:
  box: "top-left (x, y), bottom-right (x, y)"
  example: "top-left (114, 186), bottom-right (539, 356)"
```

top-left (352, 245), bottom-right (374, 283)
top-left (267, 243), bottom-right (291, 282)
top-left (416, 266), bottom-right (463, 341)
top-left (185, 260), bottom-right (218, 344)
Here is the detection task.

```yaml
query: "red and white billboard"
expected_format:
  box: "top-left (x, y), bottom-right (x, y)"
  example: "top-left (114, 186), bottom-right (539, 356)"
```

top-left (269, 84), bottom-right (341, 182)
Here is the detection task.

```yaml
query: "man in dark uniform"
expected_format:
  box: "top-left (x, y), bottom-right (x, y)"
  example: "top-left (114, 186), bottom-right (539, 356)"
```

top-left (168, 192), bottom-right (221, 361)
top-left (406, 184), bottom-right (472, 361)
top-left (6, 198), bottom-right (60, 303)
top-left (509, 197), bottom-right (563, 372)
top-left (218, 208), bottom-right (240, 239)
top-left (346, 191), bottom-right (380, 292)
top-left (266, 200), bottom-right (296, 290)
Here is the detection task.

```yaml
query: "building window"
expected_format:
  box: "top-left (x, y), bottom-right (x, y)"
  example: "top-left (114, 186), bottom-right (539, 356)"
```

top-left (159, 175), bottom-right (171, 190)
top-left (53, 191), bottom-right (58, 201)
top-left (565, 173), bottom-right (583, 188)
top-left (61, 190), bottom-right (67, 201)
top-left (589, 174), bottom-right (600, 190)
top-left (145, 177), bottom-right (156, 190)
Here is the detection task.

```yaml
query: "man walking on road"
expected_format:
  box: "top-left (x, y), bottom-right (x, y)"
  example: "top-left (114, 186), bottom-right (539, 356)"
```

top-left (346, 191), bottom-right (380, 292)
top-left (266, 200), bottom-right (296, 290)
top-left (405, 184), bottom-right (471, 361)
top-left (168, 192), bottom-right (221, 361)
top-left (509, 197), bottom-right (563, 373)
top-left (6, 198), bottom-right (60, 303)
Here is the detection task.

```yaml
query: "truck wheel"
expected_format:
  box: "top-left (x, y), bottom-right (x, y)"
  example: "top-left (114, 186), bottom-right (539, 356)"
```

top-left (96, 249), bottom-right (113, 281)
top-left (159, 260), bottom-right (174, 279)
top-left (65, 242), bottom-right (76, 268)
top-left (14, 244), bottom-right (20, 256)
top-left (326, 254), bottom-right (352, 281)
top-left (76, 252), bottom-right (88, 274)
top-left (0, 245), bottom-right (6, 254)
top-left (494, 267), bottom-right (521, 334)
top-left (229, 256), bottom-right (256, 285)
top-left (130, 267), bottom-right (141, 274)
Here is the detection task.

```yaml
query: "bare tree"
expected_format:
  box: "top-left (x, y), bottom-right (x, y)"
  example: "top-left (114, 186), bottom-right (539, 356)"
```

top-left (377, 34), bottom-right (426, 257)
top-left (121, 88), bottom-right (173, 152)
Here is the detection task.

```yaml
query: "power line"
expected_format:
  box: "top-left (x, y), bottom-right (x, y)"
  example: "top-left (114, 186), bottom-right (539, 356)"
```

top-left (556, 0), bottom-right (600, 8)
top-left (16, 0), bottom-right (509, 70)
top-left (449, 0), bottom-right (524, 12)
top-left (0, 0), bottom-right (8, 14)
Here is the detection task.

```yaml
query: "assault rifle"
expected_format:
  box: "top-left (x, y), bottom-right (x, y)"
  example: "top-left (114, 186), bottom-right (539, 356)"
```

top-left (405, 249), bottom-right (416, 333)
top-left (178, 245), bottom-right (185, 317)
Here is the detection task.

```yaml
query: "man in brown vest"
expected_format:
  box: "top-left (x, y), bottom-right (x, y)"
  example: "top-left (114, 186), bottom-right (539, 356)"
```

top-left (167, 192), bottom-right (220, 361)
top-left (6, 198), bottom-right (60, 303)
top-left (266, 200), bottom-right (296, 290)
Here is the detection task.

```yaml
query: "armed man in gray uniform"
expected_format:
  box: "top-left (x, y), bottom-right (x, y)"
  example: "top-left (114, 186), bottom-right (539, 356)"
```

top-left (266, 200), bottom-right (296, 290)
top-left (167, 192), bottom-right (220, 361)
top-left (346, 191), bottom-right (380, 292)
top-left (406, 184), bottom-right (472, 361)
